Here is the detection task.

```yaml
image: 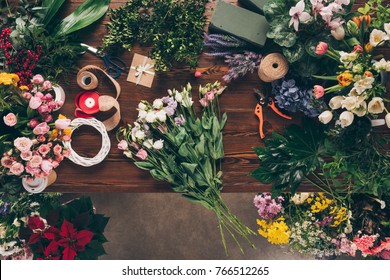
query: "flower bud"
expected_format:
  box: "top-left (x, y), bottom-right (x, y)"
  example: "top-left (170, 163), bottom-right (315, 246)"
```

top-left (331, 26), bottom-right (345, 40)
top-left (318, 110), bottom-right (333, 124)
top-left (347, 20), bottom-right (359, 36)
top-left (315, 42), bottom-right (328, 55)
top-left (339, 111), bottom-right (354, 128)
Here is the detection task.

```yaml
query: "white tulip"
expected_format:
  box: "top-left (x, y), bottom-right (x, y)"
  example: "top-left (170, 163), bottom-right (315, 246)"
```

top-left (331, 26), bottom-right (345, 40)
top-left (138, 110), bottom-right (147, 119)
top-left (318, 110), bottom-right (333, 124)
top-left (373, 58), bottom-right (390, 71)
top-left (339, 111), bottom-right (354, 128)
top-left (329, 96), bottom-right (344, 110)
top-left (153, 139), bottom-right (164, 150)
top-left (353, 77), bottom-right (375, 95)
top-left (368, 97), bottom-right (385, 114)
top-left (341, 96), bottom-right (358, 110)
top-left (143, 139), bottom-right (154, 149)
top-left (369, 29), bottom-right (389, 47)
top-left (175, 92), bottom-right (183, 103)
top-left (155, 110), bottom-right (167, 122)
top-left (385, 113), bottom-right (390, 128)
top-left (352, 101), bottom-right (367, 117)
top-left (135, 130), bottom-right (145, 140)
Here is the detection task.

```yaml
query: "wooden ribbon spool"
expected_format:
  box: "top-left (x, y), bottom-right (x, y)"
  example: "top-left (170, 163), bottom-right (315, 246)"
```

top-left (258, 53), bottom-right (289, 82)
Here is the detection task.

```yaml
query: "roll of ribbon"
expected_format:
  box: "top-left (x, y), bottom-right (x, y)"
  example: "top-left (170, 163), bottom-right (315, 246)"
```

top-left (75, 65), bottom-right (122, 131)
top-left (52, 85), bottom-right (66, 111)
top-left (371, 119), bottom-right (385, 127)
top-left (77, 70), bottom-right (99, 90)
top-left (22, 171), bottom-right (57, 193)
top-left (63, 118), bottom-right (111, 167)
top-left (258, 53), bottom-right (289, 83)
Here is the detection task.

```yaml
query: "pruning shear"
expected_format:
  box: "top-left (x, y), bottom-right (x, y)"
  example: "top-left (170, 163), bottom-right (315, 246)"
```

top-left (80, 43), bottom-right (127, 79)
top-left (254, 87), bottom-right (292, 139)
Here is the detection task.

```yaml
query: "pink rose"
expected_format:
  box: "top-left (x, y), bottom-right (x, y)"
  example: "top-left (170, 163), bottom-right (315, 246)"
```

top-left (26, 162), bottom-right (40, 176)
top-left (199, 97), bottom-right (209, 108)
top-left (38, 144), bottom-right (51, 157)
top-left (37, 135), bottom-right (46, 142)
top-left (52, 161), bottom-right (60, 168)
top-left (10, 162), bottom-right (24, 176)
top-left (315, 42), bottom-right (328, 55)
top-left (206, 91), bottom-right (215, 101)
top-left (38, 104), bottom-right (50, 115)
top-left (55, 154), bottom-right (64, 163)
top-left (23, 92), bottom-right (32, 100)
top-left (33, 122), bottom-right (50, 135)
top-left (118, 140), bottom-right (128, 151)
top-left (29, 155), bottom-right (43, 168)
top-left (44, 93), bottom-right (53, 102)
top-left (135, 149), bottom-right (148, 160)
top-left (21, 151), bottom-right (33, 161)
top-left (43, 114), bottom-right (53, 123)
top-left (29, 118), bottom-right (39, 128)
top-left (32, 74), bottom-right (44, 84)
top-left (48, 101), bottom-right (58, 110)
top-left (53, 145), bottom-right (63, 156)
top-left (41, 160), bottom-right (54, 174)
top-left (55, 118), bottom-right (71, 130)
top-left (42, 81), bottom-right (52, 90)
top-left (1, 156), bottom-right (14, 168)
top-left (29, 96), bottom-right (42, 110)
top-left (313, 85), bottom-right (325, 99)
top-left (62, 149), bottom-right (71, 158)
top-left (14, 137), bottom-right (33, 152)
top-left (3, 113), bottom-right (17, 126)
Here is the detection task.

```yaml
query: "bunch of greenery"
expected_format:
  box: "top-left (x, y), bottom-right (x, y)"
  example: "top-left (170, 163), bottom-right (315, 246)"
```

top-left (103, 0), bottom-right (208, 71)
top-left (250, 118), bottom-right (390, 199)
top-left (357, 0), bottom-right (390, 29)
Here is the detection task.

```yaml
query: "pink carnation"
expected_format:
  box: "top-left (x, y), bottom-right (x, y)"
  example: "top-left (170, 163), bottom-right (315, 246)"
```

top-left (37, 104), bottom-right (50, 115)
top-left (43, 114), bottom-right (53, 123)
top-left (354, 234), bottom-right (379, 257)
top-left (10, 162), bottom-right (24, 176)
top-left (33, 122), bottom-right (50, 135)
top-left (21, 151), bottom-right (33, 161)
top-left (14, 137), bottom-right (33, 152)
top-left (42, 81), bottom-right (52, 90)
top-left (29, 118), bottom-right (39, 128)
top-left (37, 135), bottom-right (46, 142)
top-left (44, 94), bottom-right (53, 102)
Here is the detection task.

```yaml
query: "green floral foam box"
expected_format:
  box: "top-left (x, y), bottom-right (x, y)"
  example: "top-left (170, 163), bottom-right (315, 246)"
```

top-left (209, 1), bottom-right (269, 47)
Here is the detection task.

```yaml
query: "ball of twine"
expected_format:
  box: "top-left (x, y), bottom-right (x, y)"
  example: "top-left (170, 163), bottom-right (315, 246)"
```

top-left (63, 118), bottom-right (111, 167)
top-left (258, 53), bottom-right (289, 82)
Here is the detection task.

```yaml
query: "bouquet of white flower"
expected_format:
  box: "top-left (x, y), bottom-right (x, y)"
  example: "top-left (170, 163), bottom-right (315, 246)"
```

top-left (117, 81), bottom-right (255, 253)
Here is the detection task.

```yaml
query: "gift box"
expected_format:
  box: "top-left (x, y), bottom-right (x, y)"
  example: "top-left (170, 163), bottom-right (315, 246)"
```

top-left (127, 53), bottom-right (156, 88)
top-left (209, 1), bottom-right (269, 47)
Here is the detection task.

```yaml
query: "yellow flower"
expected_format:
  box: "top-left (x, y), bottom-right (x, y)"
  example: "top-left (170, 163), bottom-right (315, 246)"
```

top-left (309, 193), bottom-right (333, 213)
top-left (58, 114), bottom-right (67, 119)
top-left (364, 42), bottom-right (373, 53)
top-left (257, 218), bottom-right (290, 245)
top-left (63, 128), bottom-right (72, 135)
top-left (330, 206), bottom-right (348, 227)
top-left (19, 85), bottom-right (29, 91)
top-left (49, 129), bottom-right (59, 140)
top-left (0, 73), bottom-right (20, 87)
top-left (337, 70), bottom-right (353, 86)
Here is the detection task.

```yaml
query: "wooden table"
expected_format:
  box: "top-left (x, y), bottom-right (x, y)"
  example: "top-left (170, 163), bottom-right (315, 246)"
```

top-left (47, 0), bottom-right (388, 193)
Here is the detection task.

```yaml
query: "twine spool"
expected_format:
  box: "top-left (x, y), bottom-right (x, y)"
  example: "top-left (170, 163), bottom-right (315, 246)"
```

top-left (258, 53), bottom-right (289, 82)
top-left (22, 171), bottom-right (57, 194)
top-left (63, 118), bottom-right (111, 167)
top-left (52, 85), bottom-right (66, 111)
top-left (77, 70), bottom-right (99, 90)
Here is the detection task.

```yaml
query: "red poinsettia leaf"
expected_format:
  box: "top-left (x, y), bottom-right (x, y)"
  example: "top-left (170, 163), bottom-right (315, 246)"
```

top-left (43, 227), bottom-right (61, 240)
top-left (28, 216), bottom-right (45, 231)
top-left (45, 240), bottom-right (59, 257)
top-left (75, 230), bottom-right (94, 250)
top-left (57, 238), bottom-right (69, 247)
top-left (60, 219), bottom-right (77, 239)
top-left (28, 233), bottom-right (41, 245)
top-left (62, 246), bottom-right (77, 260)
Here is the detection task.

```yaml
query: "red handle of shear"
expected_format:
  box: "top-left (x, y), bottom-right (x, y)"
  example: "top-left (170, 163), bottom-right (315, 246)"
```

top-left (269, 100), bottom-right (292, 120)
top-left (255, 104), bottom-right (265, 139)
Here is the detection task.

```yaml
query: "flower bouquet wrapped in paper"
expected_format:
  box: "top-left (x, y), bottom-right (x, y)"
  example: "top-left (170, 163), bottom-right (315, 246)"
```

top-left (117, 82), bottom-right (255, 253)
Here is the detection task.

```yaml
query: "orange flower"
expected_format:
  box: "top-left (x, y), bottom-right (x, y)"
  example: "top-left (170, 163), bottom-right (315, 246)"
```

top-left (49, 129), bottom-right (59, 140)
top-left (337, 71), bottom-right (353, 86)
top-left (19, 85), bottom-right (29, 91)
top-left (63, 128), bottom-right (72, 136)
top-left (364, 42), bottom-right (373, 53)
top-left (352, 15), bottom-right (371, 27)
top-left (364, 71), bottom-right (374, 78)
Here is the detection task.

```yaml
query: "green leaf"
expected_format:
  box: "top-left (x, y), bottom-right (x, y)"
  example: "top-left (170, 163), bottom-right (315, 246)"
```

top-left (41, 0), bottom-right (66, 26)
top-left (263, 0), bottom-right (287, 20)
top-left (283, 42), bottom-right (305, 63)
top-left (51, 0), bottom-right (110, 37)
top-left (134, 161), bottom-right (155, 171)
top-left (220, 112), bottom-right (228, 129)
top-left (250, 168), bottom-right (275, 183)
top-left (357, 4), bottom-right (370, 15)
top-left (150, 169), bottom-right (166, 181)
top-left (267, 21), bottom-right (297, 48)
top-left (181, 163), bottom-right (198, 174)
top-left (178, 143), bottom-right (190, 157)
top-left (212, 116), bottom-right (221, 139)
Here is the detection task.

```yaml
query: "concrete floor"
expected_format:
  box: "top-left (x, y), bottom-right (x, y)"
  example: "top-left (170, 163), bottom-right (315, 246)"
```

top-left (64, 193), bottom-right (313, 260)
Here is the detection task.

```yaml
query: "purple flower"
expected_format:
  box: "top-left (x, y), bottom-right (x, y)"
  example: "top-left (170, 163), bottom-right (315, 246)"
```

top-left (0, 201), bottom-right (11, 216)
top-left (223, 51), bottom-right (262, 83)
top-left (317, 216), bottom-right (334, 226)
top-left (253, 193), bottom-right (284, 220)
top-left (174, 115), bottom-right (186, 126)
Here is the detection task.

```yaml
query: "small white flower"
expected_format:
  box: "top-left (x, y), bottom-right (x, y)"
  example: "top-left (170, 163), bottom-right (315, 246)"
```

top-left (124, 150), bottom-right (132, 158)
top-left (12, 219), bottom-right (21, 228)
top-left (155, 110), bottom-right (167, 122)
top-left (291, 193), bottom-right (310, 205)
top-left (369, 29), bottom-right (389, 47)
top-left (138, 110), bottom-right (147, 119)
top-left (353, 77), bottom-right (375, 95)
top-left (384, 23), bottom-right (390, 35)
top-left (143, 139), bottom-right (154, 149)
top-left (341, 96), bottom-right (358, 110)
top-left (352, 63), bottom-right (364, 73)
top-left (339, 111), bottom-right (354, 128)
top-left (331, 26), bottom-right (345, 40)
top-left (138, 102), bottom-right (147, 110)
top-left (329, 96), bottom-right (344, 110)
top-left (385, 113), bottom-right (390, 128)
top-left (145, 111), bottom-right (157, 123)
top-left (153, 99), bottom-right (163, 109)
top-left (352, 101), bottom-right (367, 117)
top-left (30, 202), bottom-right (40, 208)
top-left (373, 58), bottom-right (390, 71)
top-left (318, 110), bottom-right (333, 124)
top-left (175, 92), bottom-right (183, 103)
top-left (153, 139), bottom-right (164, 150)
top-left (135, 130), bottom-right (145, 140)
top-left (368, 97), bottom-right (385, 114)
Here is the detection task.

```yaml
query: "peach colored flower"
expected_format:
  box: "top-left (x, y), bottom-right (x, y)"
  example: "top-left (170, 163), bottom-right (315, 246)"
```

top-left (3, 113), bottom-right (17, 126)
top-left (10, 162), bottom-right (24, 176)
top-left (38, 144), bottom-right (51, 157)
top-left (33, 122), bottom-right (50, 135)
top-left (21, 151), bottom-right (33, 161)
top-left (29, 155), bottom-right (43, 168)
top-left (53, 144), bottom-right (63, 156)
top-left (1, 156), bottom-right (14, 168)
top-left (41, 160), bottom-right (53, 174)
top-left (14, 137), bottom-right (33, 152)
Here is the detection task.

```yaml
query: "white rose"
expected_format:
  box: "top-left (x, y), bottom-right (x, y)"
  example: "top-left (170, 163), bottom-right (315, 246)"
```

top-left (153, 139), bottom-right (164, 150)
top-left (385, 23), bottom-right (390, 35)
top-left (329, 96), bottom-right (344, 110)
top-left (138, 110), bottom-right (147, 119)
top-left (331, 26), bottom-right (345, 40)
top-left (175, 92), bottom-right (183, 103)
top-left (318, 110), bottom-right (333, 124)
top-left (368, 97), bottom-right (385, 114)
top-left (145, 111), bottom-right (157, 123)
top-left (135, 130), bottom-right (145, 140)
top-left (155, 110), bottom-right (167, 122)
top-left (138, 102), bottom-right (147, 110)
top-left (353, 77), bottom-right (375, 95)
top-left (370, 29), bottom-right (389, 47)
top-left (339, 111), bottom-right (354, 128)
top-left (352, 101), bottom-right (367, 117)
top-left (143, 139), bottom-right (154, 149)
top-left (385, 113), bottom-right (390, 128)
top-left (341, 96), bottom-right (358, 110)
top-left (153, 99), bottom-right (163, 109)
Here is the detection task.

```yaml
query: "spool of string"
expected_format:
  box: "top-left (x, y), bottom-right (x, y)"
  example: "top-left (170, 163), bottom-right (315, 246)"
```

top-left (258, 53), bottom-right (289, 83)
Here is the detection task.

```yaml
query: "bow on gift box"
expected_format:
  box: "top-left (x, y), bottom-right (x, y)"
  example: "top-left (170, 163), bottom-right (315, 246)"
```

top-left (74, 65), bottom-right (121, 131)
top-left (129, 55), bottom-right (155, 86)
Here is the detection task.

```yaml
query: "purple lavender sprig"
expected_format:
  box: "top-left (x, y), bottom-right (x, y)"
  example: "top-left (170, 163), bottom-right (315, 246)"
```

top-left (204, 33), bottom-right (248, 57)
top-left (222, 51), bottom-right (261, 83)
